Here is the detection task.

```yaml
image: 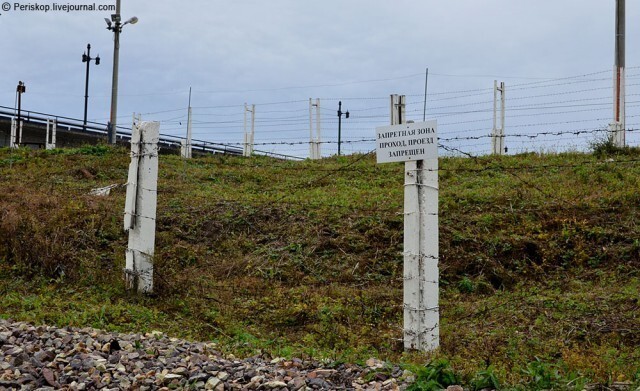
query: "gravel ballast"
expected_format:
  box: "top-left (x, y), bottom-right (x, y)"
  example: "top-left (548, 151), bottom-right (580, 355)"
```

top-left (0, 319), bottom-right (415, 390)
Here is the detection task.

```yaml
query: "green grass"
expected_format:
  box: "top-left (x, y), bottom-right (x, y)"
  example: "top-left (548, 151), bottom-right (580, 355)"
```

top-left (0, 145), bottom-right (639, 389)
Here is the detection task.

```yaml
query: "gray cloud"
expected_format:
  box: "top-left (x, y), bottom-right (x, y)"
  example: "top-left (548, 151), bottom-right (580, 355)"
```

top-left (1, 1), bottom-right (637, 156)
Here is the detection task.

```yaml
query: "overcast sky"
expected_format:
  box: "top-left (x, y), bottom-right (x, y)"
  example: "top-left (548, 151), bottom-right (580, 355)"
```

top-left (1, 1), bottom-right (638, 157)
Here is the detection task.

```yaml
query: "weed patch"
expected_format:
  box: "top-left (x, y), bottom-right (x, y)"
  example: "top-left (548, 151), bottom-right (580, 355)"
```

top-left (0, 147), bottom-right (639, 387)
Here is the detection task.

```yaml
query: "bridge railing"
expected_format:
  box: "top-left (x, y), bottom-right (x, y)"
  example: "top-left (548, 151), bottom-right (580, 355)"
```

top-left (0, 105), bottom-right (248, 157)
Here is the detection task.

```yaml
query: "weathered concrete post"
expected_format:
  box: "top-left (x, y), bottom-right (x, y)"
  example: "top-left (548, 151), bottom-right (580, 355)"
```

top-left (181, 106), bottom-right (192, 158)
top-left (377, 94), bottom-right (439, 351)
top-left (46, 119), bottom-right (57, 150)
top-left (9, 118), bottom-right (17, 148)
top-left (124, 121), bottom-right (160, 293)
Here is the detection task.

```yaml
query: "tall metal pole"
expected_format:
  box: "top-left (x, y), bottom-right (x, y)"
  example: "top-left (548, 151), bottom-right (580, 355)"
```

top-left (501, 82), bottom-right (506, 154)
top-left (251, 104), bottom-right (256, 153)
top-left (186, 87), bottom-right (192, 143)
top-left (309, 98), bottom-right (314, 158)
top-left (108, 0), bottom-right (121, 144)
top-left (186, 87), bottom-right (193, 158)
top-left (613, 0), bottom-right (626, 147)
top-left (337, 101), bottom-right (342, 156)
top-left (83, 44), bottom-right (92, 131)
top-left (16, 82), bottom-right (26, 146)
top-left (423, 67), bottom-right (429, 121)
top-left (17, 82), bottom-right (23, 128)
top-left (492, 81), bottom-right (498, 155)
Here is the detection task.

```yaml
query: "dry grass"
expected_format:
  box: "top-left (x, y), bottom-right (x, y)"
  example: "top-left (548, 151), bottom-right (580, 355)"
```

top-left (0, 145), bottom-right (639, 388)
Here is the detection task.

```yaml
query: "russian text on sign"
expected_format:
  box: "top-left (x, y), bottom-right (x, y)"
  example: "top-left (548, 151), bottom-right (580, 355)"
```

top-left (375, 121), bottom-right (438, 164)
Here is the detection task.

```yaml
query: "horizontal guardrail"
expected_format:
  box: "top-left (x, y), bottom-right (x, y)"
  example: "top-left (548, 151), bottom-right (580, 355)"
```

top-left (0, 106), bottom-right (244, 156)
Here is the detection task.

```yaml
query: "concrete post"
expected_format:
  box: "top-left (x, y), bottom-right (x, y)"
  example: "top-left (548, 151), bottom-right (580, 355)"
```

top-left (391, 94), bottom-right (439, 351)
top-left (10, 118), bottom-right (17, 148)
top-left (243, 104), bottom-right (255, 157)
top-left (309, 98), bottom-right (315, 159)
top-left (181, 107), bottom-right (192, 159)
top-left (18, 120), bottom-right (24, 146)
top-left (492, 81), bottom-right (506, 155)
top-left (315, 98), bottom-right (321, 159)
top-left (403, 158), bottom-right (439, 351)
top-left (309, 98), bottom-right (322, 159)
top-left (124, 121), bottom-right (160, 294)
top-left (46, 119), bottom-right (57, 150)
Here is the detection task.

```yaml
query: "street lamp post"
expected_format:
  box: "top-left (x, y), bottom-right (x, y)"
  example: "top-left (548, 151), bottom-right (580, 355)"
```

top-left (337, 101), bottom-right (349, 156)
top-left (16, 81), bottom-right (26, 126)
top-left (105, 0), bottom-right (138, 144)
top-left (15, 81), bottom-right (26, 146)
top-left (82, 43), bottom-right (100, 131)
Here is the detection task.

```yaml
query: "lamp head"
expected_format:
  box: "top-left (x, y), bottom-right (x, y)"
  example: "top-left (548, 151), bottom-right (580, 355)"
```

top-left (104, 17), bottom-right (112, 28)
top-left (345, 111), bottom-right (350, 119)
top-left (82, 53), bottom-right (88, 62)
top-left (124, 16), bottom-right (138, 25)
top-left (95, 55), bottom-right (100, 65)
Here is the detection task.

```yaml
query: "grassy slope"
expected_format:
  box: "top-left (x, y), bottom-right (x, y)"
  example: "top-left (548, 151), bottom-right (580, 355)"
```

top-left (0, 145), bottom-right (638, 388)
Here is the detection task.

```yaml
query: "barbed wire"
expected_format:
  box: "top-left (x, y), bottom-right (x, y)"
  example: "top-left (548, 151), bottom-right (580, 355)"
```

top-left (30, 65), bottom-right (640, 161)
top-left (179, 128), bottom-right (638, 147)
top-left (168, 151), bottom-right (640, 175)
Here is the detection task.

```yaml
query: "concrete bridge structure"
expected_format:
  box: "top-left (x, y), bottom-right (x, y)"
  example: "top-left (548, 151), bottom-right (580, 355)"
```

top-left (0, 105), bottom-right (243, 156)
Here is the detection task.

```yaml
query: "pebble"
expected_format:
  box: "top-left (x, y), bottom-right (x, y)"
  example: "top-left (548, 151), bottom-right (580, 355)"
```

top-left (0, 319), bottom-right (420, 390)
